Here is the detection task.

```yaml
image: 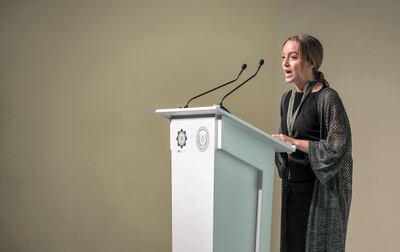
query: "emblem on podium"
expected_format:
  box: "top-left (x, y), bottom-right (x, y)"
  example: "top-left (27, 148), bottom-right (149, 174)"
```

top-left (176, 129), bottom-right (187, 149)
top-left (196, 127), bottom-right (209, 152)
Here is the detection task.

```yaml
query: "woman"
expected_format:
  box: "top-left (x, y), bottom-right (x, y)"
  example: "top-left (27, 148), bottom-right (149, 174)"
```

top-left (273, 34), bottom-right (352, 252)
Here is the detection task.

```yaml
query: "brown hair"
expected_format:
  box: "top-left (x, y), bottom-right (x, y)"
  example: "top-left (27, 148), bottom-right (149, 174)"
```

top-left (283, 34), bottom-right (329, 86)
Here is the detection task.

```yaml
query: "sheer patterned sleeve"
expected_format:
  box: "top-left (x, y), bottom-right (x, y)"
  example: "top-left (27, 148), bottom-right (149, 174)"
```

top-left (308, 89), bottom-right (352, 184)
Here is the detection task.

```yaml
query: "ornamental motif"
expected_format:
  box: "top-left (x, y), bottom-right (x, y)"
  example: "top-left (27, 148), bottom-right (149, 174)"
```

top-left (176, 129), bottom-right (187, 149)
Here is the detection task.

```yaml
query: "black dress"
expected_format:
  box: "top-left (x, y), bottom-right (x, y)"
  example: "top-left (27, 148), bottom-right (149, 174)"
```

top-left (280, 86), bottom-right (326, 252)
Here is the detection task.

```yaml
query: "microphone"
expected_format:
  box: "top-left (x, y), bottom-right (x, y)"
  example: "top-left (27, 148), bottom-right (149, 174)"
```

top-left (219, 59), bottom-right (265, 112)
top-left (183, 64), bottom-right (247, 108)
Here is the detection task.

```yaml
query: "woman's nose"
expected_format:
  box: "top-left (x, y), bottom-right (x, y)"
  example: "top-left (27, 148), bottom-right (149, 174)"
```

top-left (282, 58), bottom-right (289, 67)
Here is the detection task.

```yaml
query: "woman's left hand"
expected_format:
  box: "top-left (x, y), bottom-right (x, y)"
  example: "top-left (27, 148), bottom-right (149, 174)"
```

top-left (272, 134), bottom-right (309, 153)
top-left (272, 133), bottom-right (296, 145)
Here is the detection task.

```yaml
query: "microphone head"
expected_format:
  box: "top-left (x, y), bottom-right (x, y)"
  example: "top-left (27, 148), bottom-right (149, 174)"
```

top-left (259, 59), bottom-right (265, 66)
top-left (241, 64), bottom-right (247, 70)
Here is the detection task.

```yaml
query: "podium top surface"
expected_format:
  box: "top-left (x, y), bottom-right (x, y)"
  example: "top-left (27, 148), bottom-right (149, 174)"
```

top-left (156, 105), bottom-right (295, 153)
top-left (156, 105), bottom-right (228, 119)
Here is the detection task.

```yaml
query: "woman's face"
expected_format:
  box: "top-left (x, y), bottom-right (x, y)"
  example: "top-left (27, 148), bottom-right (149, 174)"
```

top-left (281, 40), bottom-right (313, 86)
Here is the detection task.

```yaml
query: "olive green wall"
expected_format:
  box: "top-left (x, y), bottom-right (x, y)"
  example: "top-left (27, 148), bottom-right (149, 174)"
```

top-left (0, 0), bottom-right (279, 251)
top-left (274, 0), bottom-right (400, 251)
top-left (2, 0), bottom-right (399, 251)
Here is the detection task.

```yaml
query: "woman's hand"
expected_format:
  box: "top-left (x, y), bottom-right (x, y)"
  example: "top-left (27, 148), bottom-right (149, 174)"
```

top-left (272, 133), bottom-right (296, 145)
top-left (272, 133), bottom-right (309, 153)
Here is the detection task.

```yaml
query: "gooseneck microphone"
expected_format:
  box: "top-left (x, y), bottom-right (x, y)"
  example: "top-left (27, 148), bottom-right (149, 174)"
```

top-left (219, 59), bottom-right (265, 112)
top-left (183, 64), bottom-right (247, 108)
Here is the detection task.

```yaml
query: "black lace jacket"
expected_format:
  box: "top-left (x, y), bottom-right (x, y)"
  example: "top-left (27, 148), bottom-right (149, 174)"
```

top-left (276, 87), bottom-right (353, 252)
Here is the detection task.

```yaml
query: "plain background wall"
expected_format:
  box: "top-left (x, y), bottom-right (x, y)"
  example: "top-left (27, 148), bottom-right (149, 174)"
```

top-left (0, 0), bottom-right (280, 251)
top-left (1, 0), bottom-right (400, 251)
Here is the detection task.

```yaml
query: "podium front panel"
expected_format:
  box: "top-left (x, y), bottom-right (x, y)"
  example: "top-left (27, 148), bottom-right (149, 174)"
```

top-left (170, 117), bottom-right (217, 252)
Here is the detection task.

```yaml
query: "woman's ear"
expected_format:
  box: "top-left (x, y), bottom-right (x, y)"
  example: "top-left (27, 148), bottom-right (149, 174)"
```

top-left (306, 61), bottom-right (314, 71)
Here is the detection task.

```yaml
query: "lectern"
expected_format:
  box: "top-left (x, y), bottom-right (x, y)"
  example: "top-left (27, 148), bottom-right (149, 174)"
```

top-left (156, 105), bottom-right (294, 252)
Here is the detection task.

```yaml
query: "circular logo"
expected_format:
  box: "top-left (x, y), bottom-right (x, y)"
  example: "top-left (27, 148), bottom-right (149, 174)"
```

top-left (196, 127), bottom-right (209, 152)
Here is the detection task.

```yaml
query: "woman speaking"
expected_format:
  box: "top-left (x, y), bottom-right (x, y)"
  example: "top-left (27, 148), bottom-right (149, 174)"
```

top-left (273, 34), bottom-right (353, 252)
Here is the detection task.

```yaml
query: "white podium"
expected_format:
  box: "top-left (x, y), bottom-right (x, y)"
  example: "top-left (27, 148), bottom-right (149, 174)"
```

top-left (156, 105), bottom-right (294, 252)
